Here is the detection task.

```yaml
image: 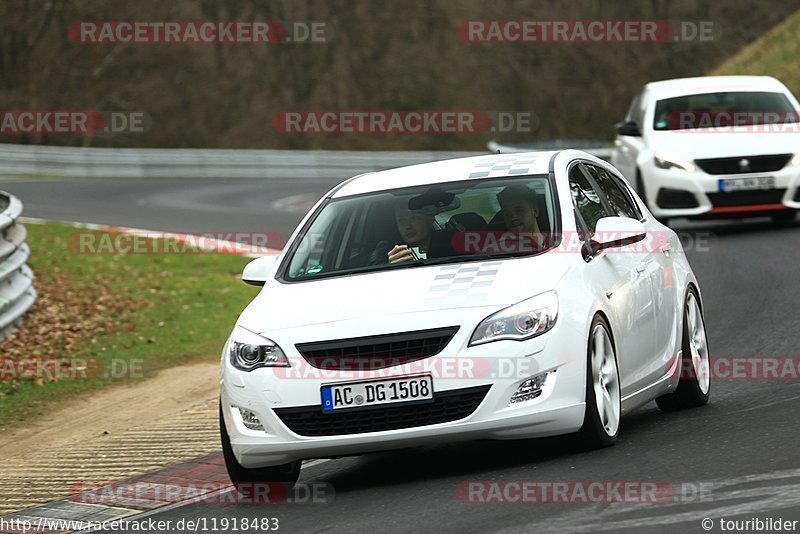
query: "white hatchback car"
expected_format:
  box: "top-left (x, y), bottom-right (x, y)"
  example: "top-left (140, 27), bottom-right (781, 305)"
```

top-left (220, 150), bottom-right (710, 487)
top-left (611, 75), bottom-right (800, 223)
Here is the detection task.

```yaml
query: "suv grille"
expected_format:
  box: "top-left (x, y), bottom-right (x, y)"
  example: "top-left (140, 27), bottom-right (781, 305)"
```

top-left (274, 385), bottom-right (491, 436)
top-left (707, 189), bottom-right (786, 207)
top-left (295, 327), bottom-right (459, 371)
top-left (695, 154), bottom-right (792, 175)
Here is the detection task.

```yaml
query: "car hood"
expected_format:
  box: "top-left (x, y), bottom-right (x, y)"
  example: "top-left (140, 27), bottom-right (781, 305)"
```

top-left (648, 130), bottom-right (800, 160)
top-left (238, 254), bottom-right (572, 333)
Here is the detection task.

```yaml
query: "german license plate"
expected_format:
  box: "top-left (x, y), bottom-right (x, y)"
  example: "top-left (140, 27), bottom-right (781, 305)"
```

top-left (321, 375), bottom-right (434, 412)
top-left (718, 176), bottom-right (775, 192)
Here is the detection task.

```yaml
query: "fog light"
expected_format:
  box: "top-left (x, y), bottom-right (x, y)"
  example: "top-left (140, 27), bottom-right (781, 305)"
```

top-left (238, 407), bottom-right (266, 432)
top-left (509, 372), bottom-right (551, 405)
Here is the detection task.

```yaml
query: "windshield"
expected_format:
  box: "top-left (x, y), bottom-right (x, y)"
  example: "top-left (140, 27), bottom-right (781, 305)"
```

top-left (282, 175), bottom-right (557, 281)
top-left (652, 91), bottom-right (798, 130)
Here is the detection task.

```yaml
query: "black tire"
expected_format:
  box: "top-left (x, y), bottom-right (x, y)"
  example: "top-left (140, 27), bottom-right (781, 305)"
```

top-left (577, 315), bottom-right (621, 449)
top-left (771, 211), bottom-right (796, 226)
top-left (220, 402), bottom-right (301, 492)
top-left (656, 287), bottom-right (711, 412)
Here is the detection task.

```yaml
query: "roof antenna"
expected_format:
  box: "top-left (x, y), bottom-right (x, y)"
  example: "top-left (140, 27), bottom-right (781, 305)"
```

top-left (496, 149), bottom-right (501, 154)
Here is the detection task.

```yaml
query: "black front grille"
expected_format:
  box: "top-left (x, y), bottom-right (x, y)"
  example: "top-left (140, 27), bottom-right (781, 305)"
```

top-left (694, 154), bottom-right (792, 175)
top-left (295, 327), bottom-right (459, 370)
top-left (274, 385), bottom-right (491, 436)
top-left (707, 189), bottom-right (786, 207)
top-left (656, 188), bottom-right (699, 209)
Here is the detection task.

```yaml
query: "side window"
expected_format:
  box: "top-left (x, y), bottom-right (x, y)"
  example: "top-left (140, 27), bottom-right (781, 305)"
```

top-left (568, 165), bottom-right (607, 235)
top-left (583, 165), bottom-right (642, 220)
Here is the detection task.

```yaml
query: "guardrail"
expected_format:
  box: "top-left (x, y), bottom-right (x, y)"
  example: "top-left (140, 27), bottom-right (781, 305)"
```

top-left (0, 191), bottom-right (36, 340)
top-left (0, 142), bottom-right (612, 180)
top-left (0, 144), bottom-right (482, 180)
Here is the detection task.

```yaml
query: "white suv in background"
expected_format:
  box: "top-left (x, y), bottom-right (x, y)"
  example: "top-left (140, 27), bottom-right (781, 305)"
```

top-left (611, 76), bottom-right (800, 224)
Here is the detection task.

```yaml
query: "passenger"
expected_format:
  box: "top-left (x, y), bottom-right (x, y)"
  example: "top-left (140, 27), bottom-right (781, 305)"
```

top-left (496, 185), bottom-right (545, 250)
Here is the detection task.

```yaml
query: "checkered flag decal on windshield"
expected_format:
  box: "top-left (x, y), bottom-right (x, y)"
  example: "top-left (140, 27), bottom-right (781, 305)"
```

top-left (424, 261), bottom-right (501, 307)
top-left (469, 156), bottom-right (538, 178)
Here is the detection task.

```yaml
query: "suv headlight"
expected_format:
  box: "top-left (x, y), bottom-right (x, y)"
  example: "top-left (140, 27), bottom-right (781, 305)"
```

top-left (653, 152), bottom-right (696, 172)
top-left (228, 326), bottom-right (289, 371)
top-left (469, 291), bottom-right (558, 346)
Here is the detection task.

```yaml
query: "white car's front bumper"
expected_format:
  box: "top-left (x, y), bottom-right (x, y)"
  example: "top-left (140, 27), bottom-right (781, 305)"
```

top-left (640, 160), bottom-right (800, 219)
top-left (220, 316), bottom-right (587, 469)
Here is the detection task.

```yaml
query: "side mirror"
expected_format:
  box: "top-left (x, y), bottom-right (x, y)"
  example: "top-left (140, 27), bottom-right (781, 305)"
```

top-left (242, 256), bottom-right (278, 286)
top-left (614, 120), bottom-right (641, 137)
top-left (590, 217), bottom-right (646, 251)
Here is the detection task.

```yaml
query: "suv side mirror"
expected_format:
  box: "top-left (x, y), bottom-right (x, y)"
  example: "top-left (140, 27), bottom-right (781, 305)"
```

top-left (615, 120), bottom-right (641, 137)
top-left (590, 217), bottom-right (646, 252)
top-left (242, 256), bottom-right (278, 286)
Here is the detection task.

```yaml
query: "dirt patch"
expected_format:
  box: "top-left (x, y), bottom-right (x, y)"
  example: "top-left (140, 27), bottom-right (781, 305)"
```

top-left (0, 360), bottom-right (219, 458)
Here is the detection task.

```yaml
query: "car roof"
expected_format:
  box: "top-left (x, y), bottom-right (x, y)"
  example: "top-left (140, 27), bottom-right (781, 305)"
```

top-left (332, 151), bottom-right (557, 197)
top-left (643, 75), bottom-right (789, 100)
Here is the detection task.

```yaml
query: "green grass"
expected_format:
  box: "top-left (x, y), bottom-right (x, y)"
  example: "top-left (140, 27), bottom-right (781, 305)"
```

top-left (713, 9), bottom-right (800, 95)
top-left (0, 222), bottom-right (258, 429)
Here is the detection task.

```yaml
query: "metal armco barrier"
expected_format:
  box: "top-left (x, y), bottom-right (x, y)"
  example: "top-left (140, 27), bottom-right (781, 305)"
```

top-left (0, 144), bottom-right (482, 180)
top-left (0, 191), bottom-right (35, 340)
top-left (0, 142), bottom-right (611, 180)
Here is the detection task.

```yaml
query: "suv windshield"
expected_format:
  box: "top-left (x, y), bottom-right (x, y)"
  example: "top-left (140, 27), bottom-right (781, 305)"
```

top-left (283, 175), bottom-right (557, 281)
top-left (652, 91), bottom-right (798, 130)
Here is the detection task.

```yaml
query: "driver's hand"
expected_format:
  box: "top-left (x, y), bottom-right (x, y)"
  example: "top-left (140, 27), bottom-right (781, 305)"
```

top-left (388, 245), bottom-right (413, 264)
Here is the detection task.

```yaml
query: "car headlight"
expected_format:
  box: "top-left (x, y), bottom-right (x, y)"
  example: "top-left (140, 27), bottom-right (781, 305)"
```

top-left (469, 291), bottom-right (558, 346)
top-left (228, 326), bottom-right (289, 371)
top-left (653, 152), bottom-right (696, 173)
top-left (792, 153), bottom-right (800, 166)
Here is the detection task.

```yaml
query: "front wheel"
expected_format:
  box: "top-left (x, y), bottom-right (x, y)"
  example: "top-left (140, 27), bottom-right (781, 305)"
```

top-left (656, 288), bottom-right (710, 411)
top-left (577, 316), bottom-right (621, 448)
top-left (220, 403), bottom-right (301, 492)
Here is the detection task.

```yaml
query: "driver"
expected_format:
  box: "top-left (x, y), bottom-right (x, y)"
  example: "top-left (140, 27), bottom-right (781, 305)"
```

top-left (387, 206), bottom-right (435, 263)
top-left (369, 201), bottom-right (453, 265)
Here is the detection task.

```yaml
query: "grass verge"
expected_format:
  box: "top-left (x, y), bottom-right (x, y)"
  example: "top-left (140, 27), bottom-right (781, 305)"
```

top-left (712, 9), bottom-right (800, 95)
top-left (0, 222), bottom-right (258, 431)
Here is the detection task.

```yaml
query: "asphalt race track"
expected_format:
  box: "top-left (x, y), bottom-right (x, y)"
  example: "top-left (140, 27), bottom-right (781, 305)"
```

top-left (4, 178), bottom-right (800, 533)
